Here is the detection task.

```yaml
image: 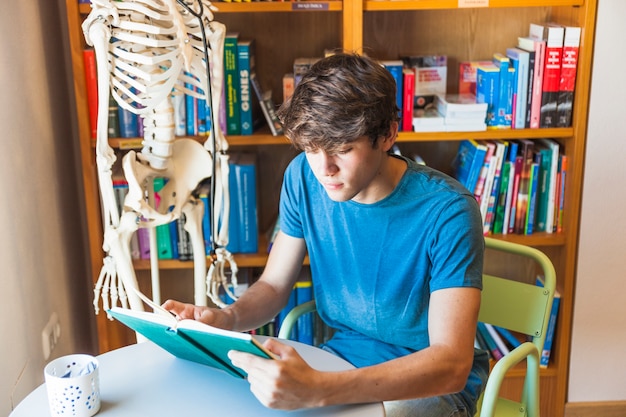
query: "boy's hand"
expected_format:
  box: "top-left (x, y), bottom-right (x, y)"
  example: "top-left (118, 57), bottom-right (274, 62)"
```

top-left (228, 338), bottom-right (326, 410)
top-left (162, 299), bottom-right (234, 330)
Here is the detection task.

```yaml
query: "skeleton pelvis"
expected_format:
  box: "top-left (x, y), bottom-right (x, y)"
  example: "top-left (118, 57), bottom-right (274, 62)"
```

top-left (123, 138), bottom-right (213, 227)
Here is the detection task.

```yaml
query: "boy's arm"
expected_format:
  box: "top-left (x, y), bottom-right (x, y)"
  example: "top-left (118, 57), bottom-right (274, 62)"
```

top-left (228, 286), bottom-right (481, 409)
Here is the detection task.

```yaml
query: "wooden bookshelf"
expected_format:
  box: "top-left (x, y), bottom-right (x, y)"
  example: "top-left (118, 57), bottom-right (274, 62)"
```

top-left (65, 1), bottom-right (597, 415)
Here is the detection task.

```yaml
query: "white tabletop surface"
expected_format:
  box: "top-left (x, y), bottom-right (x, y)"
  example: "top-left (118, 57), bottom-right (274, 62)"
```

top-left (11, 337), bottom-right (384, 417)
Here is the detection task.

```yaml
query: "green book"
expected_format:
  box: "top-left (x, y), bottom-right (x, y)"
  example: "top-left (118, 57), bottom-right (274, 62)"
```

top-left (224, 32), bottom-right (241, 135)
top-left (108, 306), bottom-right (274, 378)
top-left (153, 177), bottom-right (173, 259)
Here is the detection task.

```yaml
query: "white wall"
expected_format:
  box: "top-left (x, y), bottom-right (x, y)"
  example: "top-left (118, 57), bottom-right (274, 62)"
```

top-left (0, 1), bottom-right (97, 415)
top-left (568, 0), bottom-right (626, 402)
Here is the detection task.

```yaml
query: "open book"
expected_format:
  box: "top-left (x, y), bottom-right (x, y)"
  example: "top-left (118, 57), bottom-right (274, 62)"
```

top-left (108, 305), bottom-right (274, 379)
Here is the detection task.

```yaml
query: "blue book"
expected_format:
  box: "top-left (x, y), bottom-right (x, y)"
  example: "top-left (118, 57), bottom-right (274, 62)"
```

top-left (382, 60), bottom-right (404, 125)
top-left (494, 326), bottom-right (522, 349)
top-left (295, 281), bottom-right (314, 345)
top-left (233, 154), bottom-right (259, 254)
top-left (118, 105), bottom-right (139, 138)
top-left (506, 47), bottom-right (530, 129)
top-left (476, 63), bottom-right (500, 128)
top-left (453, 139), bottom-right (488, 194)
top-left (492, 53), bottom-right (514, 128)
top-left (168, 207), bottom-right (180, 260)
top-left (185, 75), bottom-right (197, 136)
top-left (226, 158), bottom-right (240, 254)
top-left (197, 97), bottom-right (208, 136)
top-left (200, 193), bottom-right (212, 256)
top-left (108, 306), bottom-right (274, 379)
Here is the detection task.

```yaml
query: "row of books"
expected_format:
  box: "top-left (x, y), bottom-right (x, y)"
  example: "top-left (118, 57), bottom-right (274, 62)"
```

top-left (83, 35), bottom-right (283, 139)
top-left (381, 21), bottom-right (580, 133)
top-left (472, 22), bottom-right (581, 129)
top-left (111, 152), bottom-right (259, 260)
top-left (476, 276), bottom-right (561, 369)
top-left (452, 138), bottom-right (566, 236)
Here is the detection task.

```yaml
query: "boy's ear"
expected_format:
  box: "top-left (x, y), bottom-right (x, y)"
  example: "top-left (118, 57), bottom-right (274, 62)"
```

top-left (380, 121), bottom-right (399, 152)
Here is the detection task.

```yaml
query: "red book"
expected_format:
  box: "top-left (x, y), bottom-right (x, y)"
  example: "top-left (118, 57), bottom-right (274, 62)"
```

top-left (557, 26), bottom-right (581, 127)
top-left (530, 23), bottom-right (564, 128)
top-left (83, 49), bottom-right (98, 139)
top-left (402, 68), bottom-right (415, 132)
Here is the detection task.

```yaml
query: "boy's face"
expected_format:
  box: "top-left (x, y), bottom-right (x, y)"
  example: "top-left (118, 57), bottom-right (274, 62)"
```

top-left (305, 135), bottom-right (393, 204)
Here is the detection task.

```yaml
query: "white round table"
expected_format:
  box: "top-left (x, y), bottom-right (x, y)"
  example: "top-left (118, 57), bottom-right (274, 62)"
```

top-left (11, 337), bottom-right (384, 417)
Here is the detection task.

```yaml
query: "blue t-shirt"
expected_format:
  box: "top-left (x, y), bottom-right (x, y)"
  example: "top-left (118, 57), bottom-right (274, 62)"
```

top-left (279, 153), bottom-right (487, 401)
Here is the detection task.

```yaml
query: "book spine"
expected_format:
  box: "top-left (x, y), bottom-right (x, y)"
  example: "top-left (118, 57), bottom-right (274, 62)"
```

top-left (534, 147), bottom-right (553, 232)
top-left (536, 25), bottom-right (564, 128)
top-left (494, 326), bottom-right (522, 349)
top-left (153, 178), bottom-right (173, 259)
top-left (557, 26), bottom-right (581, 127)
top-left (524, 50), bottom-right (536, 128)
top-left (224, 34), bottom-right (240, 135)
top-left (200, 193), bottom-right (212, 256)
top-left (237, 40), bottom-right (254, 135)
top-left (507, 155), bottom-right (524, 234)
top-left (169, 212), bottom-right (180, 260)
top-left (295, 281), bottom-right (314, 345)
top-left (485, 323), bottom-right (510, 356)
top-left (474, 142), bottom-right (495, 202)
top-left (524, 160), bottom-right (540, 235)
top-left (250, 72), bottom-right (283, 136)
top-left (491, 54), bottom-right (513, 128)
top-left (556, 154), bottom-right (567, 233)
top-left (528, 40), bottom-right (545, 128)
top-left (172, 92), bottom-right (186, 136)
top-left (476, 64), bottom-right (499, 128)
top-left (235, 156), bottom-right (259, 254)
top-left (83, 49), bottom-right (98, 139)
top-left (118, 105), bottom-right (139, 138)
top-left (514, 140), bottom-right (535, 233)
top-left (501, 141), bottom-right (519, 235)
top-left (382, 61), bottom-right (404, 125)
top-left (185, 83), bottom-right (197, 136)
top-left (226, 158), bottom-right (240, 254)
top-left (177, 212), bottom-right (193, 261)
top-left (107, 94), bottom-right (120, 138)
top-left (478, 322), bottom-right (503, 360)
top-left (492, 160), bottom-right (511, 235)
top-left (401, 69), bottom-right (415, 132)
top-left (483, 142), bottom-right (507, 234)
top-left (282, 73), bottom-right (295, 103)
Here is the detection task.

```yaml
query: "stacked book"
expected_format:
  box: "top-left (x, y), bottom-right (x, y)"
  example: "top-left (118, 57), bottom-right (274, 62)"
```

top-left (435, 94), bottom-right (488, 132)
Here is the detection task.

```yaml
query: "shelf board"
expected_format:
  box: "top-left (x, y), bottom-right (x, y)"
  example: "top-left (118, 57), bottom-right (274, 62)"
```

top-left (133, 252), bottom-right (310, 270)
top-left (132, 234), bottom-right (562, 270)
top-left (364, 0), bottom-right (583, 12)
top-left (78, 1), bottom-right (342, 15)
top-left (215, 1), bottom-right (342, 12)
top-left (105, 126), bottom-right (573, 149)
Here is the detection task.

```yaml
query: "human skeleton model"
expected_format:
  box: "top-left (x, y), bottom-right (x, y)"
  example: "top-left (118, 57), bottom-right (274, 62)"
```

top-left (82, 0), bottom-right (239, 315)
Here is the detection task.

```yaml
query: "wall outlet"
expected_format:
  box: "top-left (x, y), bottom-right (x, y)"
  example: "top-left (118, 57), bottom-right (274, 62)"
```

top-left (42, 312), bottom-right (61, 360)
